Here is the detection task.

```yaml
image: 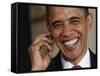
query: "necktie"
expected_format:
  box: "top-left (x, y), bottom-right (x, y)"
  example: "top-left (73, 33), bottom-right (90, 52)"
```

top-left (71, 65), bottom-right (81, 69)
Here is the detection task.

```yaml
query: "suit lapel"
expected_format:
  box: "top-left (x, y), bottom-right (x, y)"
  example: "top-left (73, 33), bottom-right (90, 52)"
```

top-left (47, 51), bottom-right (63, 70)
top-left (47, 49), bottom-right (97, 71)
top-left (89, 49), bottom-right (97, 68)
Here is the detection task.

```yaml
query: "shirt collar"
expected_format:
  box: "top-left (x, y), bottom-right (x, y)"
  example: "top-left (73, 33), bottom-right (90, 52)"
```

top-left (61, 48), bottom-right (91, 69)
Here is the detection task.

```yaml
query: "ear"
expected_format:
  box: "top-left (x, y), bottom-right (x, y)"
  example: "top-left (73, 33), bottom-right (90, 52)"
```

top-left (87, 13), bottom-right (93, 32)
top-left (46, 20), bottom-right (54, 41)
top-left (46, 20), bottom-right (51, 32)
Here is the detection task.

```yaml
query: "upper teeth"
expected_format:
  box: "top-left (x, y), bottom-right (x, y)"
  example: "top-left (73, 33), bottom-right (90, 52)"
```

top-left (64, 38), bottom-right (78, 47)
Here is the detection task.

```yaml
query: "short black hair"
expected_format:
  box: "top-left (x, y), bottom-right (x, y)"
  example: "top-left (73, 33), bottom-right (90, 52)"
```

top-left (80, 7), bottom-right (89, 17)
top-left (46, 6), bottom-right (89, 25)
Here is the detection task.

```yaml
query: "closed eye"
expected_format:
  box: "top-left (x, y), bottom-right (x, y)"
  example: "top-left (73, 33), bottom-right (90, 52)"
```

top-left (70, 20), bottom-right (80, 25)
top-left (50, 21), bottom-right (63, 28)
top-left (53, 23), bottom-right (62, 27)
top-left (69, 16), bottom-right (80, 25)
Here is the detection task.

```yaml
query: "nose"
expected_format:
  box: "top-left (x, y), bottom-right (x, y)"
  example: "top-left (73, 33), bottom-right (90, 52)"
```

top-left (62, 22), bottom-right (72, 36)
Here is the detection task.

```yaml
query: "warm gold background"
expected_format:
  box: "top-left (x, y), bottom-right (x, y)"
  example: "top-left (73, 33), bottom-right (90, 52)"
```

top-left (29, 6), bottom-right (96, 57)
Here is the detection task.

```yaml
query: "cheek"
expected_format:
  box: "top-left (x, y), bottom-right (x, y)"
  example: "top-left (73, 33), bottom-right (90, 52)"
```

top-left (51, 29), bottom-right (62, 40)
top-left (76, 23), bottom-right (88, 36)
top-left (76, 24), bottom-right (88, 46)
top-left (81, 24), bottom-right (88, 38)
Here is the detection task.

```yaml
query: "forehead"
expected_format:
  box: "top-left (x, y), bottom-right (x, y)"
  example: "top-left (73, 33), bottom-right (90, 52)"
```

top-left (47, 7), bottom-right (84, 16)
top-left (47, 7), bottom-right (85, 22)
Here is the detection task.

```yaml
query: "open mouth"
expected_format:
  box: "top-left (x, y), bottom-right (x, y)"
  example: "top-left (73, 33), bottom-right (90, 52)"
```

top-left (63, 37), bottom-right (79, 49)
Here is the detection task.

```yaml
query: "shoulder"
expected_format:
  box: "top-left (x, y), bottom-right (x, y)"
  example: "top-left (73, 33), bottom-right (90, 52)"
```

top-left (46, 51), bottom-right (63, 71)
top-left (89, 49), bottom-right (96, 60)
top-left (89, 49), bottom-right (97, 68)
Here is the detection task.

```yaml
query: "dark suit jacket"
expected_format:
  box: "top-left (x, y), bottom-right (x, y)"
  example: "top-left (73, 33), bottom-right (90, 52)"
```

top-left (47, 49), bottom-right (97, 71)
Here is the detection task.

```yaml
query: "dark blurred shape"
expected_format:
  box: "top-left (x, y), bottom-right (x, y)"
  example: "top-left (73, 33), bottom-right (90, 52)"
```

top-left (18, 3), bottom-right (31, 72)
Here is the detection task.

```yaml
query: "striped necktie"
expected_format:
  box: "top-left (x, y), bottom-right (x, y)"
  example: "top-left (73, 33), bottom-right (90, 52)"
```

top-left (71, 65), bottom-right (81, 69)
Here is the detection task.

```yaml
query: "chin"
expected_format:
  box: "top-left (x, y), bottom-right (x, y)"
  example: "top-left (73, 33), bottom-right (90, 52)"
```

top-left (58, 38), bottom-right (83, 60)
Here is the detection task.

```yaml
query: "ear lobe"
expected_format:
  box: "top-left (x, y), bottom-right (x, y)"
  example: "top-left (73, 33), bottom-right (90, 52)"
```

top-left (87, 13), bottom-right (93, 31)
top-left (46, 20), bottom-right (49, 30)
top-left (46, 20), bottom-right (51, 32)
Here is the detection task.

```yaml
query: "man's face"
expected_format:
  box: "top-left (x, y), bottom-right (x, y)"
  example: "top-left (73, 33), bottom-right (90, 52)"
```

top-left (47, 7), bottom-right (92, 62)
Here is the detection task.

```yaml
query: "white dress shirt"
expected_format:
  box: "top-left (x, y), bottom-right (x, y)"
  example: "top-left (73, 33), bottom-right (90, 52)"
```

top-left (61, 48), bottom-right (91, 69)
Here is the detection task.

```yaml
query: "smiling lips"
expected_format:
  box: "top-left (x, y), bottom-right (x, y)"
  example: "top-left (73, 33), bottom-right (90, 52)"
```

top-left (62, 37), bottom-right (79, 49)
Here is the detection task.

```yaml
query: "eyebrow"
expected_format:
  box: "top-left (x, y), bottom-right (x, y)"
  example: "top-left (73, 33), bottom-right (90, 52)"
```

top-left (51, 21), bottom-right (62, 26)
top-left (68, 16), bottom-right (80, 21)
